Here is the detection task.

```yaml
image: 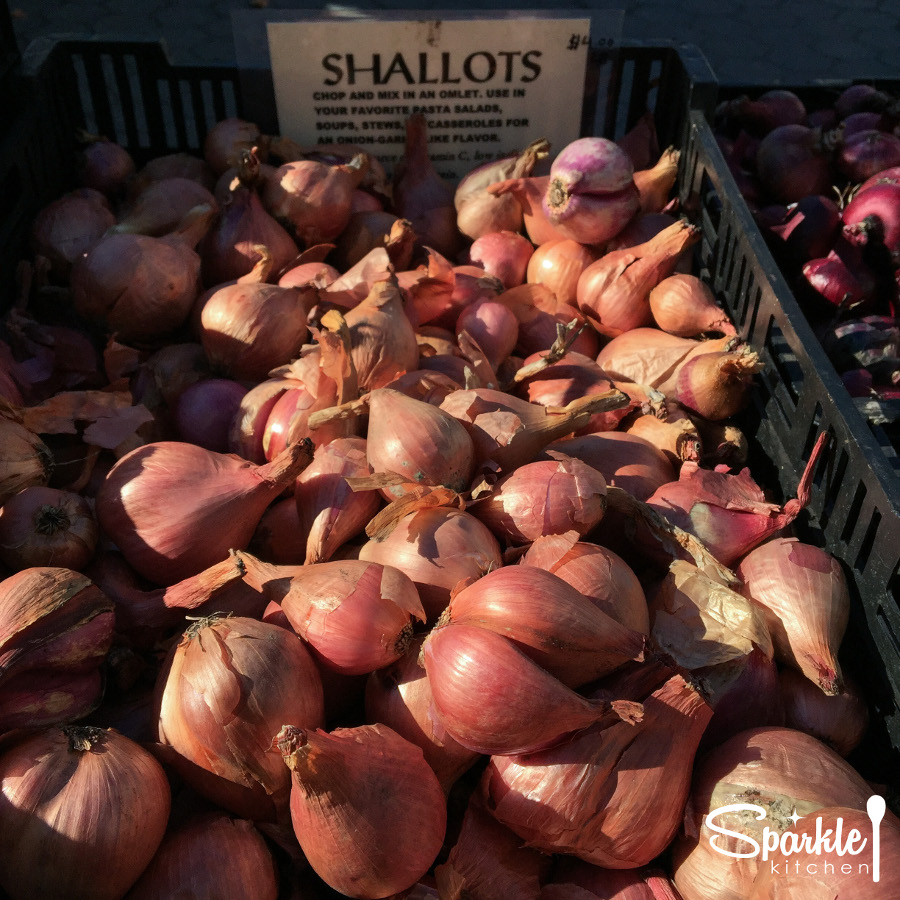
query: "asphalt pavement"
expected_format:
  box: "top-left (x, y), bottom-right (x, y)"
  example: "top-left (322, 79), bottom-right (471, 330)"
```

top-left (7, 0), bottom-right (900, 86)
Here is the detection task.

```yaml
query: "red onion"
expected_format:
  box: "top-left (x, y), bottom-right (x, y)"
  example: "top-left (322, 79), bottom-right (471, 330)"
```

top-left (543, 137), bottom-right (640, 245)
top-left (156, 615), bottom-right (324, 821)
top-left (835, 83), bottom-right (894, 119)
top-left (858, 164), bottom-right (900, 192)
top-left (359, 505), bottom-right (502, 623)
top-left (294, 435), bottom-right (382, 564)
top-left (842, 181), bottom-right (900, 260)
top-left (838, 129), bottom-right (900, 183)
top-left (755, 124), bottom-right (834, 204)
top-left (77, 134), bottom-right (135, 195)
top-left (422, 620), bottom-right (642, 755)
top-left (96, 437), bottom-right (313, 585)
top-left (30, 188), bottom-right (115, 278)
top-left (719, 90), bottom-right (807, 137)
top-left (276, 723), bottom-right (447, 898)
top-left (766, 193), bottom-right (842, 264)
top-left (0, 485), bottom-right (97, 570)
top-left (173, 376), bottom-right (248, 451)
top-left (467, 230), bottom-right (535, 288)
top-left (0, 726), bottom-right (169, 900)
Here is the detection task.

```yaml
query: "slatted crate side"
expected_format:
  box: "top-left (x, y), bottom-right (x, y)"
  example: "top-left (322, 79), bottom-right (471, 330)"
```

top-left (680, 108), bottom-right (900, 767)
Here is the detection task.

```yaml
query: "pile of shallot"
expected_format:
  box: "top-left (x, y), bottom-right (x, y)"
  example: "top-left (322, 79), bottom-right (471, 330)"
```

top-left (714, 84), bottom-right (900, 434)
top-left (0, 111), bottom-right (893, 900)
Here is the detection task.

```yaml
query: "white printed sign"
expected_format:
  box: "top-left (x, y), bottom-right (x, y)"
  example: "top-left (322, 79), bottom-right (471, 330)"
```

top-left (267, 16), bottom-right (591, 180)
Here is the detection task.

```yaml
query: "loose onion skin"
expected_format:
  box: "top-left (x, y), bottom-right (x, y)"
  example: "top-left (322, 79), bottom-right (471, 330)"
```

top-left (0, 726), bottom-right (170, 900)
top-left (295, 436), bottom-right (381, 564)
top-left (276, 723), bottom-right (448, 899)
top-left (0, 567), bottom-right (114, 732)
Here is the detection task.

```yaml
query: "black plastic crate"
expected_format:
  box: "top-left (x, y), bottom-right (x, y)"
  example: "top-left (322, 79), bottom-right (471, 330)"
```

top-left (4, 32), bottom-right (898, 782)
top-left (678, 106), bottom-right (900, 778)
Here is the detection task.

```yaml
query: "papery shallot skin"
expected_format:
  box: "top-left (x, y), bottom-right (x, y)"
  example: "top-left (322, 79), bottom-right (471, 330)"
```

top-left (671, 726), bottom-right (873, 900)
top-left (295, 436), bottom-right (381, 564)
top-left (422, 621), bottom-right (641, 756)
top-left (0, 725), bottom-right (170, 900)
top-left (276, 558), bottom-right (426, 675)
top-left (155, 615), bottom-right (325, 822)
top-left (482, 672), bottom-right (712, 868)
top-left (70, 231), bottom-right (204, 342)
top-left (276, 723), bottom-right (447, 899)
top-left (359, 506), bottom-right (502, 623)
top-left (125, 813), bottom-right (280, 900)
top-left (473, 455), bottom-right (607, 545)
top-left (0, 566), bottom-right (114, 732)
